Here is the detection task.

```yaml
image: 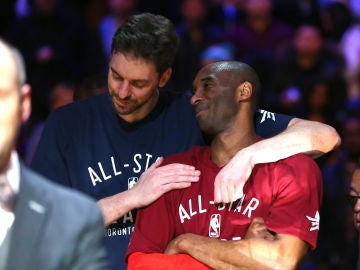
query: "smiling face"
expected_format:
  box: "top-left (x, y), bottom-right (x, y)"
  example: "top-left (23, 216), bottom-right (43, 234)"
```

top-left (190, 63), bottom-right (239, 136)
top-left (107, 52), bottom-right (171, 123)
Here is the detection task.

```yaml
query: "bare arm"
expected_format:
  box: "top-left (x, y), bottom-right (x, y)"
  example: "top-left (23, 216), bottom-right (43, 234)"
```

top-left (98, 157), bottom-right (200, 226)
top-left (252, 117), bottom-right (341, 160)
top-left (214, 118), bottom-right (341, 202)
top-left (164, 232), bottom-right (308, 270)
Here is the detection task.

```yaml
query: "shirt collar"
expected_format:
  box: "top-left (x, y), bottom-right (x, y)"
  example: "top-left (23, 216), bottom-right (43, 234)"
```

top-left (4, 151), bottom-right (20, 195)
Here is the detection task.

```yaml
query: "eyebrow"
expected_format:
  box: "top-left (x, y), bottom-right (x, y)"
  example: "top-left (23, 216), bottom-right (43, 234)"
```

top-left (200, 75), bottom-right (215, 83)
top-left (110, 67), bottom-right (119, 75)
top-left (110, 67), bottom-right (150, 84)
top-left (192, 76), bottom-right (214, 90)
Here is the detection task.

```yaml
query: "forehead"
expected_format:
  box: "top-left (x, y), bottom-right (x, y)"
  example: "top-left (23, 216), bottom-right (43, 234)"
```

top-left (352, 169), bottom-right (360, 184)
top-left (0, 44), bottom-right (17, 90)
top-left (195, 63), bottom-right (230, 82)
top-left (110, 52), bottom-right (158, 78)
top-left (351, 169), bottom-right (360, 194)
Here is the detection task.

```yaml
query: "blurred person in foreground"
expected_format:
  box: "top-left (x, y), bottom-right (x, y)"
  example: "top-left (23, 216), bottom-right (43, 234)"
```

top-left (0, 38), bottom-right (108, 270)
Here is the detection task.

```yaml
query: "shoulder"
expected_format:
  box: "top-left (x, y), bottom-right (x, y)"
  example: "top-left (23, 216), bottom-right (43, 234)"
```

top-left (270, 154), bottom-right (322, 186)
top-left (20, 165), bottom-right (102, 219)
top-left (45, 93), bottom-right (111, 128)
top-left (279, 153), bottom-right (319, 169)
top-left (53, 93), bottom-right (109, 115)
top-left (254, 109), bottom-right (293, 138)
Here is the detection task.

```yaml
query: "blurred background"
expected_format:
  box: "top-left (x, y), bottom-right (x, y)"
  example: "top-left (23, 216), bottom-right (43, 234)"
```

top-left (1, 0), bottom-right (359, 269)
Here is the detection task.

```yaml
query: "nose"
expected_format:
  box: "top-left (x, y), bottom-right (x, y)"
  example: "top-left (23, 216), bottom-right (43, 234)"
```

top-left (190, 91), bottom-right (202, 105)
top-left (355, 198), bottom-right (360, 212)
top-left (118, 81), bottom-right (131, 99)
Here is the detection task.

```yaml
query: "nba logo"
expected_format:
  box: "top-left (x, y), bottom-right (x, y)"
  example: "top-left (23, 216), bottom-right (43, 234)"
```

top-left (209, 214), bottom-right (221, 238)
top-left (128, 177), bottom-right (138, 189)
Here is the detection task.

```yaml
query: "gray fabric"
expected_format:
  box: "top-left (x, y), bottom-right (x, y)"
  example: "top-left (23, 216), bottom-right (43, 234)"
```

top-left (5, 164), bottom-right (108, 270)
top-left (0, 227), bottom-right (12, 270)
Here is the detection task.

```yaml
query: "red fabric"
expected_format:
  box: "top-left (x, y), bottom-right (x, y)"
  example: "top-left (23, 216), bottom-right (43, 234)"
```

top-left (127, 146), bottom-right (323, 262)
top-left (127, 252), bottom-right (212, 270)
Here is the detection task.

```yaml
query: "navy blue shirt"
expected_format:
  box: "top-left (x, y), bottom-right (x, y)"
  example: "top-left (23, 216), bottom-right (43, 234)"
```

top-left (31, 91), bottom-right (292, 270)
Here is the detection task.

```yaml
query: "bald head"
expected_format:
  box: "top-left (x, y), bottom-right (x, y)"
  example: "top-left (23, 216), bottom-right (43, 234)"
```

top-left (0, 39), bottom-right (26, 89)
top-left (191, 61), bottom-right (261, 137)
top-left (206, 61), bottom-right (261, 105)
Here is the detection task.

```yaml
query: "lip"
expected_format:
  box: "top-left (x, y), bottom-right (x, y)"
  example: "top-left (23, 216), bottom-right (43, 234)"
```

top-left (195, 109), bottom-right (206, 118)
top-left (355, 220), bottom-right (360, 229)
top-left (114, 98), bottom-right (131, 108)
top-left (194, 105), bottom-right (208, 118)
top-left (354, 213), bottom-right (360, 228)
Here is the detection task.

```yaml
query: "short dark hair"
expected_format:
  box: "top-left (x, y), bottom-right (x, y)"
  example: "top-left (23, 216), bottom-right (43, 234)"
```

top-left (111, 13), bottom-right (178, 75)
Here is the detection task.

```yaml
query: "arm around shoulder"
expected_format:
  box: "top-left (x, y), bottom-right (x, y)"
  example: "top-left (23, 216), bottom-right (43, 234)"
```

top-left (285, 118), bottom-right (341, 158)
top-left (214, 117), bottom-right (339, 203)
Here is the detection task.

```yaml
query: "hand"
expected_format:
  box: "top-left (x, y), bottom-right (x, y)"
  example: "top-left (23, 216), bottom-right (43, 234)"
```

top-left (245, 217), bottom-right (275, 241)
top-left (214, 147), bottom-right (254, 203)
top-left (132, 157), bottom-right (200, 208)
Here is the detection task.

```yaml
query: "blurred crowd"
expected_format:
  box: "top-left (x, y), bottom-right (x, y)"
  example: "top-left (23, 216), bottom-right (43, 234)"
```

top-left (0, 0), bottom-right (360, 269)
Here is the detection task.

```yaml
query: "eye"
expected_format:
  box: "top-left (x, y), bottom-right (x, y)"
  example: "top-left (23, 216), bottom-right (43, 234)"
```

top-left (203, 81), bottom-right (213, 90)
top-left (132, 82), bottom-right (147, 89)
top-left (112, 73), bottom-right (122, 81)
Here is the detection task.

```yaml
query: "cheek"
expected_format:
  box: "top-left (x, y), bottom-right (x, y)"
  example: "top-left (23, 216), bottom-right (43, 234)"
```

top-left (107, 78), bottom-right (117, 93)
top-left (133, 87), bottom-right (156, 102)
top-left (215, 96), bottom-right (237, 116)
top-left (0, 109), bottom-right (19, 151)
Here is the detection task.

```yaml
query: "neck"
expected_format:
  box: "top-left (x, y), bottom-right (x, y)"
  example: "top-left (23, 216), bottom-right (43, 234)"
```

top-left (210, 126), bottom-right (257, 167)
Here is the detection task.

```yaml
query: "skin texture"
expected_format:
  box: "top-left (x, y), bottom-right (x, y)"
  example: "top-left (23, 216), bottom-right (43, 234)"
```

top-left (0, 41), bottom-right (31, 174)
top-left (108, 53), bottom-right (170, 123)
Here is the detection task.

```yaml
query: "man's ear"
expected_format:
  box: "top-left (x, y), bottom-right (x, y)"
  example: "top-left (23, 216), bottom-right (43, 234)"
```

top-left (237, 81), bottom-right (252, 101)
top-left (20, 84), bottom-right (31, 123)
top-left (159, 67), bottom-right (172, 88)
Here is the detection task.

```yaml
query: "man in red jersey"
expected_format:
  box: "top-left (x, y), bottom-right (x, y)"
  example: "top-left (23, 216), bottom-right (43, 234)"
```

top-left (127, 61), bottom-right (323, 269)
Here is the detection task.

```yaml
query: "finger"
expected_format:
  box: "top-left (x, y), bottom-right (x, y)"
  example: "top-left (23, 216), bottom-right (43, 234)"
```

top-left (251, 217), bottom-right (265, 224)
top-left (147, 157), bottom-right (164, 172)
top-left (158, 162), bottom-right (198, 172)
top-left (217, 180), bottom-right (230, 204)
top-left (162, 181), bottom-right (193, 192)
top-left (225, 182), bottom-right (236, 203)
top-left (231, 183), bottom-right (244, 202)
top-left (214, 174), bottom-right (222, 203)
top-left (162, 172), bottom-right (200, 184)
top-left (156, 165), bottom-right (201, 180)
top-left (214, 172), bottom-right (231, 203)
